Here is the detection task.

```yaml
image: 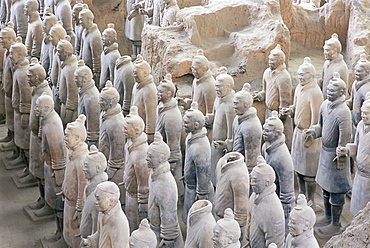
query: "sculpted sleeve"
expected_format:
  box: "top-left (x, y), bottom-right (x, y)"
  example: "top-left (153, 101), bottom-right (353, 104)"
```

top-left (134, 158), bottom-right (150, 204)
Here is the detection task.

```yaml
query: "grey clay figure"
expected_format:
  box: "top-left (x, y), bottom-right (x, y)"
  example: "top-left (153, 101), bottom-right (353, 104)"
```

top-left (213, 152), bottom-right (249, 246)
top-left (214, 83), bottom-right (262, 173)
top-left (131, 54), bottom-right (157, 144)
top-left (160, 0), bottom-right (179, 27)
top-left (262, 111), bottom-right (295, 235)
top-left (80, 145), bottom-right (108, 239)
top-left (81, 181), bottom-right (130, 248)
top-left (129, 219), bottom-right (157, 248)
top-left (62, 115), bottom-right (88, 248)
top-left (185, 200), bottom-right (216, 248)
top-left (10, 39), bottom-right (32, 176)
top-left (147, 132), bottom-right (184, 247)
top-left (114, 55), bottom-right (135, 116)
top-left (36, 93), bottom-right (66, 246)
top-left (10, 0), bottom-right (28, 42)
top-left (54, 0), bottom-right (76, 51)
top-left (73, 1), bottom-right (84, 58)
top-left (49, 22), bottom-right (66, 114)
top-left (125, 0), bottom-right (144, 56)
top-left (339, 98), bottom-right (370, 216)
top-left (27, 58), bottom-right (53, 215)
top-left (246, 156), bottom-right (285, 248)
top-left (346, 53), bottom-right (370, 135)
top-left (98, 81), bottom-right (126, 205)
top-left (321, 33), bottom-right (349, 100)
top-left (123, 106), bottom-right (150, 232)
top-left (100, 23), bottom-right (120, 90)
top-left (0, 23), bottom-right (16, 148)
top-left (156, 73), bottom-right (184, 201)
top-left (304, 73), bottom-right (352, 238)
top-left (285, 194), bottom-right (319, 248)
top-left (40, 9), bottom-right (57, 75)
top-left (24, 0), bottom-right (43, 60)
top-left (212, 208), bottom-right (241, 248)
top-left (281, 57), bottom-right (323, 210)
top-left (75, 60), bottom-right (100, 147)
top-left (190, 49), bottom-right (216, 117)
top-left (79, 7), bottom-right (103, 86)
top-left (57, 36), bottom-right (78, 127)
top-left (253, 44), bottom-right (293, 150)
top-left (183, 102), bottom-right (213, 224)
top-left (209, 67), bottom-right (236, 185)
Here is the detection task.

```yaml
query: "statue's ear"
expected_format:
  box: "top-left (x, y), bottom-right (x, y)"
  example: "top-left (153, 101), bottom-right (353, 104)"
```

top-left (193, 121), bottom-right (200, 130)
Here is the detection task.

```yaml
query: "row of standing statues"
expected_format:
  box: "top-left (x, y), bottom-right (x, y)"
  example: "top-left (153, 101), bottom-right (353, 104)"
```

top-left (0, 0), bottom-right (369, 247)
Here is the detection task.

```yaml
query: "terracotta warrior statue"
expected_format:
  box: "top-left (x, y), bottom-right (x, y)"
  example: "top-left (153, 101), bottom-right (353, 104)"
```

top-left (304, 73), bottom-right (351, 238)
top-left (0, 23), bottom-right (16, 147)
top-left (215, 83), bottom-right (262, 173)
top-left (75, 60), bottom-right (100, 147)
top-left (247, 156), bottom-right (285, 248)
top-left (27, 58), bottom-right (53, 216)
top-left (212, 208), bottom-right (241, 248)
top-left (73, 0), bottom-right (84, 58)
top-left (40, 9), bottom-right (57, 74)
top-left (156, 73), bottom-right (183, 200)
top-left (81, 181), bottom-right (130, 248)
top-left (57, 36), bottom-right (78, 127)
top-left (9, 39), bottom-right (32, 174)
top-left (213, 152), bottom-right (249, 246)
top-left (125, 0), bottom-right (144, 56)
top-left (129, 219), bottom-right (157, 248)
top-left (321, 33), bottom-right (349, 100)
top-left (61, 115), bottom-right (88, 247)
top-left (99, 81), bottom-right (125, 203)
top-left (36, 93), bottom-right (66, 246)
top-left (147, 132), bottom-right (184, 247)
top-left (114, 55), bottom-right (135, 116)
top-left (208, 67), bottom-right (236, 185)
top-left (281, 57), bottom-right (323, 209)
top-left (338, 97), bottom-right (370, 216)
top-left (253, 44), bottom-right (293, 149)
top-left (160, 0), bottom-right (179, 27)
top-left (0, 0), bottom-right (11, 27)
top-left (285, 194), bottom-right (319, 248)
top-left (49, 22), bottom-right (67, 114)
top-left (54, 0), bottom-right (76, 51)
top-left (262, 111), bottom-right (295, 234)
top-left (100, 23), bottom-right (120, 90)
top-left (24, 0), bottom-right (43, 60)
top-left (183, 102), bottom-right (213, 223)
top-left (80, 145), bottom-right (108, 239)
top-left (123, 106), bottom-right (150, 232)
top-left (347, 53), bottom-right (370, 135)
top-left (79, 7), bottom-right (103, 85)
top-left (189, 49), bottom-right (216, 117)
top-left (131, 54), bottom-right (157, 144)
top-left (185, 200), bottom-right (216, 248)
top-left (10, 0), bottom-right (28, 42)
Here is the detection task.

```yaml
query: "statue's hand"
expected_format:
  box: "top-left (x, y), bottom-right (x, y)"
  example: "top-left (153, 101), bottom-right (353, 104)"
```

top-left (213, 140), bottom-right (227, 151)
top-left (159, 239), bottom-right (175, 248)
top-left (280, 107), bottom-right (292, 116)
top-left (336, 146), bottom-right (349, 157)
top-left (106, 166), bottom-right (117, 179)
top-left (81, 238), bottom-right (91, 247)
top-left (303, 129), bottom-right (315, 139)
top-left (252, 91), bottom-right (263, 102)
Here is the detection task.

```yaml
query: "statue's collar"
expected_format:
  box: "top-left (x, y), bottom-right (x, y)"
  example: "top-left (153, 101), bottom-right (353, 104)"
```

top-left (151, 162), bottom-right (170, 181)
